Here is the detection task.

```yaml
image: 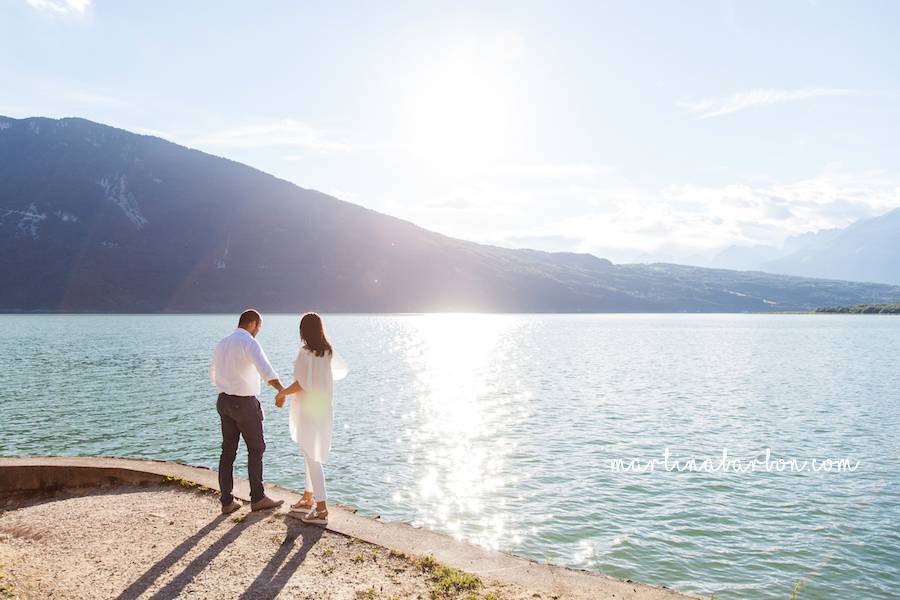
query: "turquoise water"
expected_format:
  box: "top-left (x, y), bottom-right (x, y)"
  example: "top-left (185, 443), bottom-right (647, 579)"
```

top-left (2, 314), bottom-right (898, 599)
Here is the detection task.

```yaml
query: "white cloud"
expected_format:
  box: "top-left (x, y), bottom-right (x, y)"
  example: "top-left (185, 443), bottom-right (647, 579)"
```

top-left (26, 0), bottom-right (90, 15)
top-left (679, 88), bottom-right (858, 119)
top-left (188, 119), bottom-right (351, 154)
top-left (400, 164), bottom-right (900, 265)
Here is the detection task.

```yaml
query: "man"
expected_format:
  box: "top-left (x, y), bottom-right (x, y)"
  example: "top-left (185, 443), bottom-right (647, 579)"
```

top-left (209, 309), bottom-right (285, 514)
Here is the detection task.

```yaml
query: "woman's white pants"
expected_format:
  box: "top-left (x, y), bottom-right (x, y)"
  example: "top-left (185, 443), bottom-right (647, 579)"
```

top-left (304, 450), bottom-right (327, 502)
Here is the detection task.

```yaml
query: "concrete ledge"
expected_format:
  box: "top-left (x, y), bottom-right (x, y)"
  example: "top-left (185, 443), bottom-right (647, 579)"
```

top-left (0, 456), bottom-right (700, 600)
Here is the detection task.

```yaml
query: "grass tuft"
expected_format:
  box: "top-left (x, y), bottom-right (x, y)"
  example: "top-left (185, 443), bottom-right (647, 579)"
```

top-left (407, 554), bottom-right (483, 598)
top-left (0, 564), bottom-right (19, 600)
top-left (429, 565), bottom-right (481, 598)
top-left (414, 555), bottom-right (440, 572)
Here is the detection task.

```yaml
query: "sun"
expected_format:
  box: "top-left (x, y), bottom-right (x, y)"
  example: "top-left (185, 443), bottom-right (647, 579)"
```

top-left (396, 33), bottom-right (529, 170)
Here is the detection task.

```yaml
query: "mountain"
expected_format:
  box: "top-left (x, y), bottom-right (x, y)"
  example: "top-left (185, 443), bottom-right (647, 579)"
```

top-left (760, 209), bottom-right (900, 285)
top-left (780, 228), bottom-right (843, 256)
top-left (2, 115), bottom-right (900, 313)
top-left (703, 212), bottom-right (899, 286)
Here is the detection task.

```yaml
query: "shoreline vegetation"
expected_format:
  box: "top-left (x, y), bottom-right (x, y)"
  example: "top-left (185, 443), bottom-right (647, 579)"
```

top-left (813, 303), bottom-right (900, 314)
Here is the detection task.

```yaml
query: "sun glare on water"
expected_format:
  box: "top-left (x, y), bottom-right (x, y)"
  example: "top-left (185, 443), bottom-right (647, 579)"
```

top-left (395, 313), bottom-right (532, 549)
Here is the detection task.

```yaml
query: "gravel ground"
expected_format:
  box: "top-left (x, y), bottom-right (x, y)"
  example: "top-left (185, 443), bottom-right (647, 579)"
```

top-left (0, 485), bottom-right (538, 600)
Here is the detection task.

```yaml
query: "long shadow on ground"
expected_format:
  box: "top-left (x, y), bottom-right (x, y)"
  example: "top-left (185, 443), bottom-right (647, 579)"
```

top-left (114, 510), bottom-right (269, 600)
top-left (239, 515), bottom-right (325, 600)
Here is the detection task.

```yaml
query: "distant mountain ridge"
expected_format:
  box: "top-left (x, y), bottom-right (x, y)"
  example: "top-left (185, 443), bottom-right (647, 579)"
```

top-left (2, 115), bottom-right (900, 312)
top-left (706, 210), bottom-right (899, 285)
top-left (761, 208), bottom-right (900, 284)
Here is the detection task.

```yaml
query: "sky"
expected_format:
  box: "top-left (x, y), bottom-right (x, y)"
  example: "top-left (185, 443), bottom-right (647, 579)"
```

top-left (2, 0), bottom-right (899, 264)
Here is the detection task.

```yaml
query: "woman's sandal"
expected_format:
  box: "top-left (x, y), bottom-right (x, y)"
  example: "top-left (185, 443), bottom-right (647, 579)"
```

top-left (300, 507), bottom-right (328, 525)
top-left (290, 497), bottom-right (315, 513)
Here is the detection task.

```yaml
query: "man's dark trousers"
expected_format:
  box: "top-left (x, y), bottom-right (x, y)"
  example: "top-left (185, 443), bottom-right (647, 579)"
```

top-left (217, 393), bottom-right (267, 505)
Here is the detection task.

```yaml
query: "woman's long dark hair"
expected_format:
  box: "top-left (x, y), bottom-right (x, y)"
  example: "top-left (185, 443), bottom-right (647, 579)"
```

top-left (299, 312), bottom-right (333, 357)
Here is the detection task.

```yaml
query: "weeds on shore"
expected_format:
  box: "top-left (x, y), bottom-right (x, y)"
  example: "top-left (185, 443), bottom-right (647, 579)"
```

top-left (414, 555), bottom-right (440, 572)
top-left (161, 476), bottom-right (218, 496)
top-left (411, 554), bottom-right (483, 599)
top-left (430, 567), bottom-right (481, 598)
top-left (0, 563), bottom-right (19, 599)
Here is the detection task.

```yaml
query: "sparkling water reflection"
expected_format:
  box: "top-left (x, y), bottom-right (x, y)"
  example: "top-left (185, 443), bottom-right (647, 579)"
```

top-left (397, 314), bottom-right (532, 548)
top-left (2, 314), bottom-right (899, 599)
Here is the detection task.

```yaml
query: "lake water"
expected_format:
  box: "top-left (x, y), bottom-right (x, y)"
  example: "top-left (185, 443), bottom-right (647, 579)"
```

top-left (2, 314), bottom-right (898, 599)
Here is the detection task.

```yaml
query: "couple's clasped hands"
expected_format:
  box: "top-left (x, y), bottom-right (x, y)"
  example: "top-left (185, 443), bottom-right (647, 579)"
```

top-left (272, 379), bottom-right (303, 409)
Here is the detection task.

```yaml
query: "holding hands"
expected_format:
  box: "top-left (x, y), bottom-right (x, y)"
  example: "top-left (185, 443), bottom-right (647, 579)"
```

top-left (268, 378), bottom-right (288, 409)
top-left (273, 379), bottom-right (303, 409)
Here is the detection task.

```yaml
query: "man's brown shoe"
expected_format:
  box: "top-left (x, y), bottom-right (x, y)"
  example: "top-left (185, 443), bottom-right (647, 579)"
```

top-left (251, 496), bottom-right (284, 511)
top-left (221, 500), bottom-right (243, 514)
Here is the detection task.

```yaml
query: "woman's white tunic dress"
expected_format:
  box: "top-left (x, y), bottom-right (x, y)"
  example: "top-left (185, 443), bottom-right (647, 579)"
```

top-left (289, 347), bottom-right (348, 463)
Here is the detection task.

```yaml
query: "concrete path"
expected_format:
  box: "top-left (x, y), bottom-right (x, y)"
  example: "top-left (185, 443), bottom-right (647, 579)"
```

top-left (0, 456), bottom-right (701, 600)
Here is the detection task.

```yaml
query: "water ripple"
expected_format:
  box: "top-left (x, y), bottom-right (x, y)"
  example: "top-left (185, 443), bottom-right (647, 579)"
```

top-left (2, 313), bottom-right (899, 599)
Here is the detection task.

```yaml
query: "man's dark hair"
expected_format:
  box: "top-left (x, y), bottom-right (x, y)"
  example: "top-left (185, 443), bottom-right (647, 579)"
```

top-left (238, 309), bottom-right (262, 329)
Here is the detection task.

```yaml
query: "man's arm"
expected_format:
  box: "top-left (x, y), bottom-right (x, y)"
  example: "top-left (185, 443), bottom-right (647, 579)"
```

top-left (246, 337), bottom-right (282, 391)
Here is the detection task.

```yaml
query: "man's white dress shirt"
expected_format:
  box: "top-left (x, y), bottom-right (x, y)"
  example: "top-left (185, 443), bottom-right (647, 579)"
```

top-left (210, 328), bottom-right (279, 397)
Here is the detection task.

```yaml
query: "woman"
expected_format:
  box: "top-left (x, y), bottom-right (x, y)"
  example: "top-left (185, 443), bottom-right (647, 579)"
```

top-left (275, 312), bottom-right (348, 525)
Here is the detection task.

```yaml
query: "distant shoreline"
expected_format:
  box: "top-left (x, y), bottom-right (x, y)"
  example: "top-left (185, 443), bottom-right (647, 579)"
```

top-left (813, 303), bottom-right (900, 314)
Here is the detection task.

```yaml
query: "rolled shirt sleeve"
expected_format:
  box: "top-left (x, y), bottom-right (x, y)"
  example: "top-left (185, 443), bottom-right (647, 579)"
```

top-left (246, 336), bottom-right (279, 383)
